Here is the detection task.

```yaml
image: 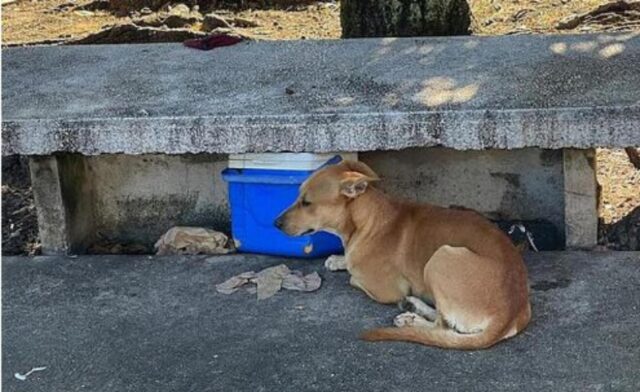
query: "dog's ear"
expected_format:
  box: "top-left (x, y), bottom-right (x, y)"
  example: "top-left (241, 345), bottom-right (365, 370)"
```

top-left (341, 161), bottom-right (380, 181)
top-left (339, 171), bottom-right (378, 198)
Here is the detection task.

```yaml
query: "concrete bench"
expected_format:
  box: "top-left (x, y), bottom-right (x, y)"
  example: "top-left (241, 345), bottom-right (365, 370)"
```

top-left (3, 33), bottom-right (639, 254)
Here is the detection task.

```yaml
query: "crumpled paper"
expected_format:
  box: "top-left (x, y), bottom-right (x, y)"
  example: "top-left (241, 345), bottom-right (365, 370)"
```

top-left (216, 264), bottom-right (322, 300)
top-left (155, 226), bottom-right (234, 255)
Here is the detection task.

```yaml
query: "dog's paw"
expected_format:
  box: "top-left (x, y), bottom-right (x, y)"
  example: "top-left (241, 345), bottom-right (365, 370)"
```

top-left (393, 312), bottom-right (420, 327)
top-left (324, 255), bottom-right (347, 271)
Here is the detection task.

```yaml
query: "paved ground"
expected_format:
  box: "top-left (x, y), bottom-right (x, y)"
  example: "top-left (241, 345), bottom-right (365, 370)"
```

top-left (2, 252), bottom-right (639, 391)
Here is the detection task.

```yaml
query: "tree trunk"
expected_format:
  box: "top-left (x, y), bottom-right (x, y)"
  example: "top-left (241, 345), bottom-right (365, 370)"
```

top-left (341, 0), bottom-right (471, 38)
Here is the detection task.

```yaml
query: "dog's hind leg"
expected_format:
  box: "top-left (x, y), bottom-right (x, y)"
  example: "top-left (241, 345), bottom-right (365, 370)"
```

top-left (399, 296), bottom-right (438, 321)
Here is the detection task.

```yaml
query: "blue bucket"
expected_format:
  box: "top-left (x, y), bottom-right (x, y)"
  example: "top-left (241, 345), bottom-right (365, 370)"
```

top-left (221, 168), bottom-right (344, 258)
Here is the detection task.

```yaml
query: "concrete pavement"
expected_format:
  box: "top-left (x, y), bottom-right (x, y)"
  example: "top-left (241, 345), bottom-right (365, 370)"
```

top-left (2, 252), bottom-right (640, 391)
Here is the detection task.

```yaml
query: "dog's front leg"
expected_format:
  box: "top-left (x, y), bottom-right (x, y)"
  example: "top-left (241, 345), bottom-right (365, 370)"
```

top-left (324, 255), bottom-right (348, 271)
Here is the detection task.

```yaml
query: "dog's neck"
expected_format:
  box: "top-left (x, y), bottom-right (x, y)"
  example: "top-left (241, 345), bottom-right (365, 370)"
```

top-left (338, 187), bottom-right (397, 247)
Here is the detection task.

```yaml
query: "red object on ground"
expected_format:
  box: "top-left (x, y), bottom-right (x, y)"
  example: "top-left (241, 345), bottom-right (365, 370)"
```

top-left (183, 34), bottom-right (244, 50)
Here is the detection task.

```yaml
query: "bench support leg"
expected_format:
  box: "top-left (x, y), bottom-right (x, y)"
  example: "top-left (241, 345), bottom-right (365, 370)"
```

top-left (563, 149), bottom-right (598, 249)
top-left (29, 155), bottom-right (95, 255)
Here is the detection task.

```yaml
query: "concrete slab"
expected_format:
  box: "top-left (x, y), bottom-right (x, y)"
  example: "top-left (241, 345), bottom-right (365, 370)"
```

top-left (3, 33), bottom-right (640, 156)
top-left (3, 252), bottom-right (640, 391)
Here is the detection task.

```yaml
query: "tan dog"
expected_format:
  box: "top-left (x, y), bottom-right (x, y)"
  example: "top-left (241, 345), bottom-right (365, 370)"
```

top-left (274, 160), bottom-right (531, 350)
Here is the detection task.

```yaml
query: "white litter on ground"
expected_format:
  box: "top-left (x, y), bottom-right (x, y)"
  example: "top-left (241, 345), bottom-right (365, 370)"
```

top-left (14, 367), bottom-right (46, 381)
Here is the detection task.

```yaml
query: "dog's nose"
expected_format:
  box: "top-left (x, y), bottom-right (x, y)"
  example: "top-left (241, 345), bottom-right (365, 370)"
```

top-left (274, 216), bottom-right (284, 230)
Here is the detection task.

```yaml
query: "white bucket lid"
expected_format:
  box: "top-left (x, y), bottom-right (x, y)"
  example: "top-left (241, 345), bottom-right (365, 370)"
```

top-left (228, 152), bottom-right (358, 171)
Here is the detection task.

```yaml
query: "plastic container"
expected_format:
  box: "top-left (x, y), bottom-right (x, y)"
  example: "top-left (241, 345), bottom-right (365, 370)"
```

top-left (222, 153), bottom-right (356, 258)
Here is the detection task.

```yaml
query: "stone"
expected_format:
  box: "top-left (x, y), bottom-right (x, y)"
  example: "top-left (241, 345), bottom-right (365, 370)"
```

top-left (228, 16), bottom-right (260, 28)
top-left (168, 3), bottom-right (190, 15)
top-left (133, 13), bottom-right (167, 27)
top-left (74, 0), bottom-right (110, 11)
top-left (108, 0), bottom-right (167, 16)
top-left (556, 0), bottom-right (640, 31)
top-left (163, 13), bottom-right (202, 28)
top-left (67, 23), bottom-right (206, 45)
top-left (203, 12), bottom-right (232, 31)
top-left (133, 3), bottom-right (203, 28)
top-left (73, 10), bottom-right (94, 16)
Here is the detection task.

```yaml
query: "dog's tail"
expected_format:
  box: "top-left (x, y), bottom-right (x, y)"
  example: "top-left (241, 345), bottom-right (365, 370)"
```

top-left (360, 324), bottom-right (505, 350)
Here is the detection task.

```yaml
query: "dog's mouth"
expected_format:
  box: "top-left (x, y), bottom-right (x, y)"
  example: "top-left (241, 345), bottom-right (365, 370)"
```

top-left (299, 229), bottom-right (315, 236)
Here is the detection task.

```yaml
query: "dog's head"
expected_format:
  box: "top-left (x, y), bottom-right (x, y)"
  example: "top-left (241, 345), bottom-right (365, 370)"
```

top-left (274, 160), bottom-right (379, 237)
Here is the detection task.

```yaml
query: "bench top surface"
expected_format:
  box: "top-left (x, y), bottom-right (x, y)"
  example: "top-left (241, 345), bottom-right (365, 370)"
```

top-left (3, 33), bottom-right (639, 155)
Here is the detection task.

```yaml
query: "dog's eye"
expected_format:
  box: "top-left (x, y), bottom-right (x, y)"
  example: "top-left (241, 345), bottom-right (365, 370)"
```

top-left (301, 199), bottom-right (311, 207)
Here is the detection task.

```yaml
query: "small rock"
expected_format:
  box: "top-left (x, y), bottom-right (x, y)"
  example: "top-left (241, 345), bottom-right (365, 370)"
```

top-left (203, 12), bottom-right (232, 31)
top-left (74, 10), bottom-right (94, 16)
top-left (163, 13), bottom-right (202, 28)
top-left (73, 0), bottom-right (109, 11)
top-left (140, 7), bottom-right (152, 15)
top-left (512, 9), bottom-right (532, 21)
top-left (228, 16), bottom-right (260, 28)
top-left (69, 23), bottom-right (207, 45)
top-left (133, 13), bottom-right (165, 27)
top-left (285, 87), bottom-right (295, 95)
top-left (133, 5), bottom-right (202, 29)
top-left (166, 3), bottom-right (202, 25)
top-left (169, 3), bottom-right (190, 15)
top-left (557, 13), bottom-right (581, 29)
top-left (53, 2), bottom-right (75, 12)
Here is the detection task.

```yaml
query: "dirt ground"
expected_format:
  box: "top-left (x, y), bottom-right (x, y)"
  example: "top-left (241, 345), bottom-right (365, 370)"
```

top-left (2, 0), bottom-right (636, 43)
top-left (1, 156), bottom-right (40, 255)
top-left (1, 0), bottom-right (639, 253)
top-left (1, 1), bottom-right (342, 45)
